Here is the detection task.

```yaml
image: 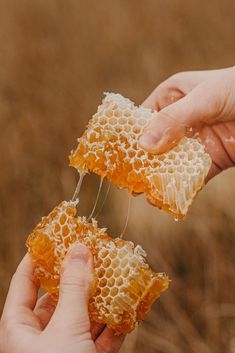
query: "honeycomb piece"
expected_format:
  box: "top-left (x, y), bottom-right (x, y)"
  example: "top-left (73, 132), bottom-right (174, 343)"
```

top-left (26, 200), bottom-right (169, 334)
top-left (69, 93), bottom-right (212, 218)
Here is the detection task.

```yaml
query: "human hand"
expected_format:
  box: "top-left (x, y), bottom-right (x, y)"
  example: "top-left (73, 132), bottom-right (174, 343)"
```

top-left (0, 244), bottom-right (125, 353)
top-left (139, 67), bottom-right (235, 180)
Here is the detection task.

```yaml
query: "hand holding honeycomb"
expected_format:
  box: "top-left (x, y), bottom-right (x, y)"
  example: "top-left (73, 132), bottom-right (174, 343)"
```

top-left (69, 93), bottom-right (212, 218)
top-left (26, 200), bottom-right (169, 334)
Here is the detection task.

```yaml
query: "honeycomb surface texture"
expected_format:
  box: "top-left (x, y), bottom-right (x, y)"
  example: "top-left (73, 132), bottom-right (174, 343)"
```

top-left (69, 93), bottom-right (212, 218)
top-left (26, 200), bottom-right (169, 334)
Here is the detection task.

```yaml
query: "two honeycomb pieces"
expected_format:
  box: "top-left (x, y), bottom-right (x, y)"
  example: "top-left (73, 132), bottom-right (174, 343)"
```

top-left (26, 93), bottom-right (211, 334)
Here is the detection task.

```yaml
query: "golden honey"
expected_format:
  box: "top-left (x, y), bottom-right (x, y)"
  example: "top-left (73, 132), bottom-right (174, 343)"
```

top-left (26, 200), bottom-right (169, 334)
top-left (70, 93), bottom-right (211, 218)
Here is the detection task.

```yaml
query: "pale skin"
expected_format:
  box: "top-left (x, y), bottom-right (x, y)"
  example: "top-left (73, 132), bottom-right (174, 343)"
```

top-left (139, 67), bottom-right (235, 180)
top-left (0, 244), bottom-right (125, 353)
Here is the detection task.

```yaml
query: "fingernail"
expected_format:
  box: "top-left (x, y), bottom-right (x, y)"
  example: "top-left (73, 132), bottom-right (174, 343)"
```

top-left (139, 131), bottom-right (161, 150)
top-left (70, 243), bottom-right (90, 263)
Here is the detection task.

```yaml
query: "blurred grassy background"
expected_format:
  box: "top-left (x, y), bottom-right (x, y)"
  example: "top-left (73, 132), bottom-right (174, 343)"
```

top-left (0, 0), bottom-right (235, 352)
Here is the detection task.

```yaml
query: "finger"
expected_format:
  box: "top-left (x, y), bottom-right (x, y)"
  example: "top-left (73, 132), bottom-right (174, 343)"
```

top-left (142, 84), bottom-right (185, 111)
top-left (50, 243), bottom-right (93, 334)
top-left (95, 327), bottom-right (125, 353)
top-left (90, 322), bottom-right (105, 340)
top-left (34, 293), bottom-right (57, 329)
top-left (142, 69), bottom-right (231, 111)
top-left (2, 254), bottom-right (39, 319)
top-left (194, 122), bottom-right (235, 181)
top-left (139, 78), bottom-right (231, 154)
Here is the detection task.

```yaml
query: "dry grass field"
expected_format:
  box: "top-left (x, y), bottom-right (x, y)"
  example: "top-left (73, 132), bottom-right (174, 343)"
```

top-left (0, 1), bottom-right (235, 352)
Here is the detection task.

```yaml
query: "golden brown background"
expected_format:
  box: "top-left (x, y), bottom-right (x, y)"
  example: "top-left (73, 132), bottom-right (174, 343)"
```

top-left (1, 1), bottom-right (235, 352)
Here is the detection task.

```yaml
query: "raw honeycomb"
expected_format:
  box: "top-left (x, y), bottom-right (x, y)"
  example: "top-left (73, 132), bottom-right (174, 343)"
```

top-left (26, 200), bottom-right (169, 334)
top-left (69, 93), bottom-right (212, 218)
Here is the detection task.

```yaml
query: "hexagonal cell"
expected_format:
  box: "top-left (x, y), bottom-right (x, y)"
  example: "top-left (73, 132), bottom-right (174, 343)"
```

top-left (106, 268), bottom-right (114, 279)
top-left (106, 296), bottom-right (113, 305)
top-left (62, 225), bottom-right (70, 237)
top-left (179, 152), bottom-right (185, 159)
top-left (188, 152), bottom-right (195, 161)
top-left (124, 109), bottom-right (132, 117)
top-left (110, 287), bottom-right (118, 297)
top-left (134, 160), bottom-right (144, 169)
top-left (132, 142), bottom-right (138, 150)
top-left (167, 153), bottom-right (175, 160)
top-left (97, 268), bottom-right (105, 278)
top-left (60, 214), bottom-right (67, 225)
top-left (120, 258), bottom-right (128, 268)
top-left (54, 223), bottom-right (61, 233)
top-left (116, 277), bottom-right (123, 286)
top-left (123, 268), bottom-right (130, 278)
top-left (133, 126), bottom-right (141, 134)
top-left (166, 167), bottom-right (174, 174)
top-left (64, 237), bottom-right (72, 248)
top-left (100, 249), bottom-right (109, 258)
top-left (95, 258), bottom-right (102, 268)
top-left (99, 278), bottom-right (107, 287)
top-left (101, 287), bottom-right (110, 297)
top-left (123, 124), bottom-right (131, 136)
top-left (137, 150), bottom-right (145, 158)
top-left (177, 165), bottom-right (185, 173)
top-left (114, 126), bottom-right (122, 133)
top-left (109, 250), bottom-right (117, 259)
top-left (89, 132), bottom-right (99, 143)
top-left (111, 259), bottom-right (120, 269)
top-left (104, 109), bottom-right (113, 118)
top-left (103, 257), bottom-right (111, 268)
top-left (107, 278), bottom-right (115, 287)
top-left (114, 109), bottom-right (121, 118)
top-left (109, 117), bottom-right (117, 125)
top-left (193, 143), bottom-right (200, 152)
top-left (128, 118), bottom-right (137, 126)
top-left (99, 117), bottom-right (107, 125)
top-left (95, 296), bottom-right (103, 304)
top-left (128, 150), bottom-right (136, 159)
top-left (119, 117), bottom-right (127, 125)
top-left (124, 125), bottom-right (131, 133)
top-left (114, 268), bottom-right (122, 277)
top-left (129, 260), bottom-right (137, 268)
top-left (187, 167), bottom-right (195, 174)
top-left (173, 159), bottom-right (181, 166)
top-left (94, 286), bottom-right (101, 295)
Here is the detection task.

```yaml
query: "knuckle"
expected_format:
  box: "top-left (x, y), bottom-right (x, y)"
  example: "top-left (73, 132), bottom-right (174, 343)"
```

top-left (153, 73), bottom-right (187, 110)
top-left (163, 72), bottom-right (192, 93)
top-left (158, 110), bottom-right (179, 125)
top-left (61, 274), bottom-right (86, 291)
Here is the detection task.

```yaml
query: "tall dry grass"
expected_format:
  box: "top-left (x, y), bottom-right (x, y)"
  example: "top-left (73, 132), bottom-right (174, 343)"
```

top-left (0, 1), bottom-right (235, 352)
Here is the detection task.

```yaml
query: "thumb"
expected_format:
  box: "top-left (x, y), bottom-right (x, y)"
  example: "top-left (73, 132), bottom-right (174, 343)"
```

top-left (51, 243), bottom-right (93, 333)
top-left (139, 79), bottom-right (228, 154)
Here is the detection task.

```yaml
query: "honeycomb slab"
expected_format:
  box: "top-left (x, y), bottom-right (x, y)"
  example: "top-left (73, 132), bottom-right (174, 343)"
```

top-left (69, 93), bottom-right (211, 218)
top-left (26, 200), bottom-right (169, 334)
